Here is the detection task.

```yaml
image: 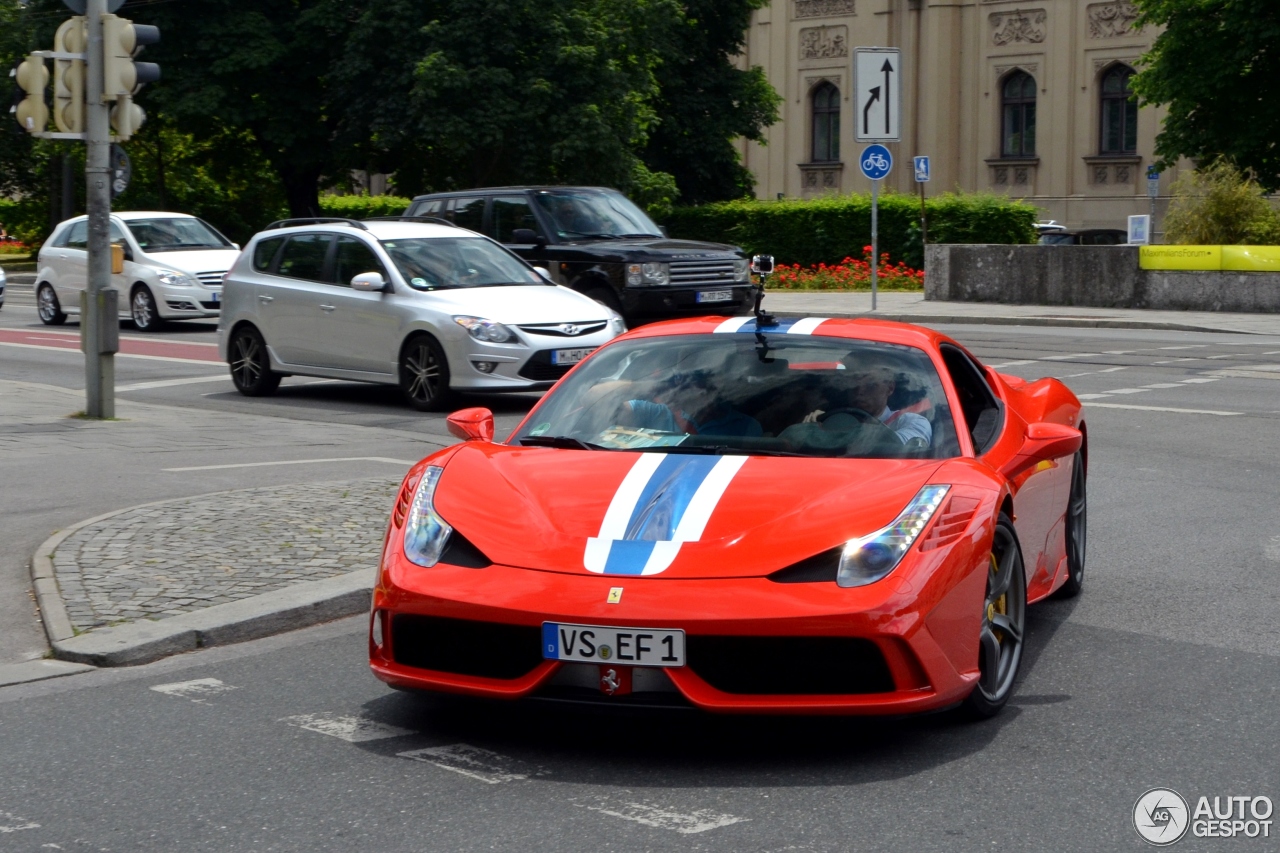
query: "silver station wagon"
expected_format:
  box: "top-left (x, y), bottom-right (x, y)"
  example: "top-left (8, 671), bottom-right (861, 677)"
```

top-left (217, 217), bottom-right (623, 410)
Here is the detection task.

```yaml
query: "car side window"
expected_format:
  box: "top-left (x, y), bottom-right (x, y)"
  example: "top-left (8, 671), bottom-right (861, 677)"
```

top-left (411, 199), bottom-right (442, 217)
top-left (940, 345), bottom-right (1003, 454)
top-left (490, 196), bottom-right (541, 243)
top-left (64, 221), bottom-right (89, 250)
top-left (331, 236), bottom-right (387, 286)
top-left (276, 233), bottom-right (332, 281)
top-left (253, 237), bottom-right (285, 272)
top-left (449, 197), bottom-right (487, 232)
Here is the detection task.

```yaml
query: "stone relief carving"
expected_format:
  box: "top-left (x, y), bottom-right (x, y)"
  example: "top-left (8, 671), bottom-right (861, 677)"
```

top-left (994, 167), bottom-right (1009, 186)
top-left (1088, 2), bottom-right (1141, 38)
top-left (795, 0), bottom-right (855, 19)
top-left (1014, 167), bottom-right (1029, 185)
top-left (805, 75), bottom-right (841, 90)
top-left (1115, 165), bottom-right (1131, 183)
top-left (994, 62), bottom-right (1040, 79)
top-left (990, 10), bottom-right (1047, 46)
top-left (800, 26), bottom-right (848, 60)
top-left (1093, 56), bottom-right (1139, 72)
top-left (1094, 167), bottom-right (1109, 184)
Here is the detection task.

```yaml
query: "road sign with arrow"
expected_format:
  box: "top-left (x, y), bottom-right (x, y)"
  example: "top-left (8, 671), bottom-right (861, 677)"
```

top-left (854, 47), bottom-right (901, 143)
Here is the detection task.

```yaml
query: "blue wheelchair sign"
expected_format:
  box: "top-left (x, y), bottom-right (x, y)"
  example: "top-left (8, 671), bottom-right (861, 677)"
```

top-left (860, 144), bottom-right (893, 181)
top-left (914, 156), bottom-right (930, 182)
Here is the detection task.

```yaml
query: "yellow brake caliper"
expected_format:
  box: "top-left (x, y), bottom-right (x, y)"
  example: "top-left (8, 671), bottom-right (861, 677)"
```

top-left (988, 553), bottom-right (1006, 643)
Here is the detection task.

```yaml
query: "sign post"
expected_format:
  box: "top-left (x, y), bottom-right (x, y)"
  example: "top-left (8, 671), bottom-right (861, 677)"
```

top-left (914, 155), bottom-right (930, 248)
top-left (859, 145), bottom-right (893, 310)
top-left (854, 48), bottom-right (900, 312)
top-left (1147, 165), bottom-right (1160, 245)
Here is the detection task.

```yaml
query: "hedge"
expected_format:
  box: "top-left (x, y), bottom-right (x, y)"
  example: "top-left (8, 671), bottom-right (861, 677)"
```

top-left (318, 195), bottom-right (412, 220)
top-left (0, 198), bottom-right (52, 246)
top-left (661, 192), bottom-right (1038, 267)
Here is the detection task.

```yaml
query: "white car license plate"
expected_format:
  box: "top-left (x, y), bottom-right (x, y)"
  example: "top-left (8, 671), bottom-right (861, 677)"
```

top-left (542, 622), bottom-right (685, 667)
top-left (696, 289), bottom-right (732, 303)
top-left (551, 347), bottom-right (594, 366)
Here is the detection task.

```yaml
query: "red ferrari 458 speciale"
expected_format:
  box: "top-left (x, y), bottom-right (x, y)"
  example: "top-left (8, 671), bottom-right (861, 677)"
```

top-left (369, 316), bottom-right (1086, 718)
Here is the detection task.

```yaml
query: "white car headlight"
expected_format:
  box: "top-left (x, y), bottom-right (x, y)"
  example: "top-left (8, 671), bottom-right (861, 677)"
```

top-left (837, 485), bottom-right (950, 588)
top-left (155, 269), bottom-right (196, 287)
top-left (403, 466), bottom-right (452, 568)
top-left (453, 315), bottom-right (517, 344)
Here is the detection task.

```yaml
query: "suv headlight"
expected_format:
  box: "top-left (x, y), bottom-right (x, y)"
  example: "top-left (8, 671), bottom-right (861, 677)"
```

top-left (155, 269), bottom-right (197, 287)
top-left (733, 259), bottom-right (749, 282)
top-left (626, 262), bottom-right (669, 286)
top-left (404, 466), bottom-right (452, 567)
top-left (453, 315), bottom-right (517, 343)
top-left (837, 485), bottom-right (950, 588)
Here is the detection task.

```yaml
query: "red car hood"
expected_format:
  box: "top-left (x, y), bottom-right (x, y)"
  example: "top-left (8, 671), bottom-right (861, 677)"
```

top-left (433, 444), bottom-right (945, 579)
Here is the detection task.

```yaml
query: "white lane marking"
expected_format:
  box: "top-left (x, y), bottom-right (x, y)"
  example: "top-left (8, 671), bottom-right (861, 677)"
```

top-left (117, 374), bottom-right (229, 391)
top-left (1206, 354), bottom-right (1233, 359)
top-left (1265, 536), bottom-right (1280, 562)
top-left (1041, 352), bottom-right (1098, 361)
top-left (989, 360), bottom-right (1036, 368)
top-left (281, 713), bottom-right (413, 743)
top-left (0, 811), bottom-right (40, 833)
top-left (1102, 350), bottom-right (1136, 354)
top-left (397, 744), bottom-right (547, 784)
top-left (162, 456), bottom-right (415, 472)
top-left (1061, 372), bottom-right (1095, 378)
top-left (1098, 366), bottom-right (1128, 373)
top-left (1264, 351), bottom-right (1280, 356)
top-left (1086, 403), bottom-right (1241, 416)
top-left (1101, 388), bottom-right (1149, 395)
top-left (1180, 377), bottom-right (1219, 384)
top-left (150, 677), bottom-right (237, 704)
top-left (1142, 383), bottom-right (1184, 389)
top-left (573, 798), bottom-right (749, 835)
top-left (1159, 345), bottom-right (1207, 350)
top-left (0, 340), bottom-right (217, 365)
top-left (1076, 393), bottom-right (1109, 400)
top-left (24, 329), bottom-right (220, 348)
top-left (787, 317), bottom-right (830, 335)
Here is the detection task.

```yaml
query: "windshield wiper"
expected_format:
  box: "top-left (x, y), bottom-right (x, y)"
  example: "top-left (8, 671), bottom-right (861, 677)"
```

top-left (519, 435), bottom-right (608, 450)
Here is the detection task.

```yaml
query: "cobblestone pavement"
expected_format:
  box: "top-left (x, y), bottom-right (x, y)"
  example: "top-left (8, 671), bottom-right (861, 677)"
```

top-left (52, 478), bottom-right (399, 631)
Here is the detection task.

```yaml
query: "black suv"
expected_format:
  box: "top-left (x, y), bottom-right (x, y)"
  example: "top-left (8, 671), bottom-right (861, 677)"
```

top-left (405, 187), bottom-right (751, 321)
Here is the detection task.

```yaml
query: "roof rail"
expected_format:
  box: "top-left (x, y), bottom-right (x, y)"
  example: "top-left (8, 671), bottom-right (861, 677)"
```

top-left (263, 217), bottom-right (369, 231)
top-left (363, 215), bottom-right (456, 227)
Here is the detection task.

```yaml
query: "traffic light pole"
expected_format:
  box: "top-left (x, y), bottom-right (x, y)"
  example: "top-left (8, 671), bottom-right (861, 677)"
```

top-left (83, 0), bottom-right (115, 418)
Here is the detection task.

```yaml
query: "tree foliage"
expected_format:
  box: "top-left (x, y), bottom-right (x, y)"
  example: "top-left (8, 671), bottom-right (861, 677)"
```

top-left (1133, 0), bottom-right (1280, 191)
top-left (1162, 160), bottom-right (1280, 245)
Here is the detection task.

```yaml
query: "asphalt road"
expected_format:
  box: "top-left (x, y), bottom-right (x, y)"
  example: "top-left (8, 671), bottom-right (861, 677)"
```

top-left (1, 299), bottom-right (1278, 851)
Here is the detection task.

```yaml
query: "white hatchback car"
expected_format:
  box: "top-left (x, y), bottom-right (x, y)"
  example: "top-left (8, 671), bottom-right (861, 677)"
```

top-left (217, 217), bottom-right (623, 411)
top-left (36, 211), bottom-right (240, 331)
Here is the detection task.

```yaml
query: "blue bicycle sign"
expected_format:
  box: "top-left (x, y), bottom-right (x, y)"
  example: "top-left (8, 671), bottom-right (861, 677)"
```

top-left (860, 144), bottom-right (893, 181)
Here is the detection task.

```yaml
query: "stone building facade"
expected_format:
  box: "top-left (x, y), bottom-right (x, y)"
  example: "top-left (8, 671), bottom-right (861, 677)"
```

top-left (738, 0), bottom-right (1173, 231)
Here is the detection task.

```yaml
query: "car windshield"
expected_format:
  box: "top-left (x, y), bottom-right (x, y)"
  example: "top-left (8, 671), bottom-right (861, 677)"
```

top-left (531, 190), bottom-right (662, 239)
top-left (511, 334), bottom-right (960, 459)
top-left (1038, 233), bottom-right (1076, 245)
top-left (380, 237), bottom-right (542, 290)
top-left (124, 218), bottom-right (231, 251)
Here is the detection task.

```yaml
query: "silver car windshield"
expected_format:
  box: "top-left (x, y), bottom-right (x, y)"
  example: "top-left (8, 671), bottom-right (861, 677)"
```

top-left (531, 190), bottom-right (662, 239)
top-left (511, 334), bottom-right (959, 459)
top-left (124, 218), bottom-right (231, 252)
top-left (380, 237), bottom-right (542, 290)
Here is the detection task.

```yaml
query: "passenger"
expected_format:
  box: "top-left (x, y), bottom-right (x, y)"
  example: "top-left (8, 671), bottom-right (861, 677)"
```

top-left (620, 371), bottom-right (763, 438)
top-left (803, 358), bottom-right (932, 447)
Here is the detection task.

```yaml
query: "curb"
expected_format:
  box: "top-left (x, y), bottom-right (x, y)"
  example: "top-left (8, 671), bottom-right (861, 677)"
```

top-left (30, 488), bottom-right (377, 668)
top-left (770, 309), bottom-right (1253, 335)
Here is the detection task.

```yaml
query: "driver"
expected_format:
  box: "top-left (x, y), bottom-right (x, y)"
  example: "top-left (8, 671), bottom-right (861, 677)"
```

top-left (551, 196), bottom-right (600, 234)
top-left (805, 358), bottom-right (932, 447)
top-left (619, 371), bottom-right (762, 438)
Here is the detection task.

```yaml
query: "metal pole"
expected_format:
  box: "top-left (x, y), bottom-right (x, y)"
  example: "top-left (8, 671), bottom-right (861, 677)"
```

top-left (918, 179), bottom-right (928, 247)
top-left (83, 0), bottom-right (114, 418)
top-left (1149, 194), bottom-right (1157, 245)
top-left (871, 178), bottom-right (879, 311)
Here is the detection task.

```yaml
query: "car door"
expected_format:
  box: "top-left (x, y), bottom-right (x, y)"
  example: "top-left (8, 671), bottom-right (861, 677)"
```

top-left (56, 220), bottom-right (89, 306)
top-left (322, 236), bottom-right (402, 376)
top-left (447, 196), bottom-right (488, 234)
top-left (268, 232), bottom-right (336, 367)
top-left (489, 194), bottom-right (556, 275)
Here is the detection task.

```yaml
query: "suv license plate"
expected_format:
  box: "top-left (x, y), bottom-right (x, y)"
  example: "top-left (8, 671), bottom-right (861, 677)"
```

top-left (551, 347), bottom-right (594, 366)
top-left (542, 622), bottom-right (685, 667)
top-left (696, 290), bottom-right (732, 303)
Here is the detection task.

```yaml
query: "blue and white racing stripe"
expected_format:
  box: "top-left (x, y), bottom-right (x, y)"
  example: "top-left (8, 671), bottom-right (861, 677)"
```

top-left (584, 454), bottom-right (748, 576)
top-left (713, 316), bottom-right (830, 335)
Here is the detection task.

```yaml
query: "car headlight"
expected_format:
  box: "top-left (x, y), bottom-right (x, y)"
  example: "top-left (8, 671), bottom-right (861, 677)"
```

top-left (733, 259), bottom-right (749, 282)
top-left (837, 485), bottom-right (950, 588)
top-left (642, 262), bottom-right (669, 286)
top-left (453, 315), bottom-right (517, 343)
top-left (155, 269), bottom-right (196, 287)
top-left (403, 466), bottom-right (452, 568)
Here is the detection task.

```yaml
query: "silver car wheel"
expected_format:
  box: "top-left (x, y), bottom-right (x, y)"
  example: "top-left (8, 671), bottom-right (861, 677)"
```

top-left (37, 284), bottom-right (66, 325)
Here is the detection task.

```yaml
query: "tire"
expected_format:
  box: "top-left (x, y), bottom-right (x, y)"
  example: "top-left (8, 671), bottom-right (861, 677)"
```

top-left (228, 325), bottom-right (281, 397)
top-left (37, 283), bottom-right (67, 325)
top-left (1055, 451), bottom-right (1087, 598)
top-left (960, 514), bottom-right (1027, 720)
top-left (585, 285), bottom-right (624, 318)
top-left (130, 285), bottom-right (164, 332)
top-left (399, 334), bottom-right (453, 412)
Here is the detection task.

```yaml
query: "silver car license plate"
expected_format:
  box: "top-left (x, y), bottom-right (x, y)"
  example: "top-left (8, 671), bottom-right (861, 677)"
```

top-left (542, 622), bottom-right (685, 667)
top-left (696, 289), bottom-right (733, 303)
top-left (551, 347), bottom-right (594, 366)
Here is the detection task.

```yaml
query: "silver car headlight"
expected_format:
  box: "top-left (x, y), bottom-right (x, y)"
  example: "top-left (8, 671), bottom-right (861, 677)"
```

top-left (155, 269), bottom-right (197, 287)
top-left (837, 485), bottom-right (950, 588)
top-left (403, 466), bottom-right (452, 568)
top-left (454, 315), bottom-right (517, 344)
top-left (733, 258), bottom-right (749, 282)
top-left (642, 262), bottom-right (669, 286)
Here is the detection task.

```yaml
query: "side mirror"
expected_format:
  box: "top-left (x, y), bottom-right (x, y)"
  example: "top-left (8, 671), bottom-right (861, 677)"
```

top-left (511, 228), bottom-right (546, 250)
top-left (1001, 422), bottom-right (1082, 481)
top-left (350, 271), bottom-right (387, 292)
top-left (232, 243), bottom-right (241, 251)
top-left (750, 254), bottom-right (775, 275)
top-left (446, 407), bottom-right (495, 442)
top-left (659, 226), bottom-right (669, 238)
top-left (533, 266), bottom-right (553, 283)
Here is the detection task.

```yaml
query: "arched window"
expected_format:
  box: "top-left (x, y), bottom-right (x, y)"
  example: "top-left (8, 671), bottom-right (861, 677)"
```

top-left (811, 83), bottom-right (840, 163)
top-left (1001, 71), bottom-right (1036, 157)
top-left (1100, 65), bottom-right (1137, 154)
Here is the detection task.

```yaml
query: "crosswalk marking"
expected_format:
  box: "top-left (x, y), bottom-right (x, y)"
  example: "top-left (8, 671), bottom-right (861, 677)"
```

top-left (281, 713), bottom-right (413, 743)
top-left (572, 797), bottom-right (749, 835)
top-left (150, 678), bottom-right (237, 704)
top-left (397, 744), bottom-right (547, 784)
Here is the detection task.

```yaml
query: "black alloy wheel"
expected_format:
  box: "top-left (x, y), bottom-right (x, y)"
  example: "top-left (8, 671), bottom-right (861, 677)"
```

top-left (961, 514), bottom-right (1027, 719)
top-left (228, 326), bottom-right (281, 397)
top-left (130, 285), bottom-right (163, 332)
top-left (37, 283), bottom-right (67, 325)
top-left (400, 335), bottom-right (453, 412)
top-left (1056, 450), bottom-right (1087, 598)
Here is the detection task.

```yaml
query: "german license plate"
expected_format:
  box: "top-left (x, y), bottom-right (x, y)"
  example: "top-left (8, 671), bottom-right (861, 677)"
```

top-left (551, 347), bottom-right (594, 366)
top-left (542, 622), bottom-right (685, 667)
top-left (696, 289), bottom-right (732, 303)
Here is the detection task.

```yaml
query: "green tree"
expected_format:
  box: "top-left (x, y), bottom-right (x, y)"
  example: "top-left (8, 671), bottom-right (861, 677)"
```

top-left (1162, 160), bottom-right (1280, 245)
top-left (640, 0), bottom-right (780, 204)
top-left (1133, 0), bottom-right (1280, 191)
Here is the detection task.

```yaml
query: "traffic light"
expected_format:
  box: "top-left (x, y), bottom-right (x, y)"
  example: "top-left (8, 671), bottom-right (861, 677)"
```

top-left (11, 54), bottom-right (48, 134)
top-left (102, 15), bottom-right (160, 99)
top-left (53, 16), bottom-right (86, 134)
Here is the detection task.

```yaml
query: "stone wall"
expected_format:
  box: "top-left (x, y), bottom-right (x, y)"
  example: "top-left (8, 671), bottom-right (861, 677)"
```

top-left (925, 245), bottom-right (1280, 313)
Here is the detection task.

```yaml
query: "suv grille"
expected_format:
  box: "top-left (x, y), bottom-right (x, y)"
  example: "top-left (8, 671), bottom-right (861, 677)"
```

top-left (195, 271), bottom-right (225, 288)
top-left (669, 259), bottom-right (738, 289)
